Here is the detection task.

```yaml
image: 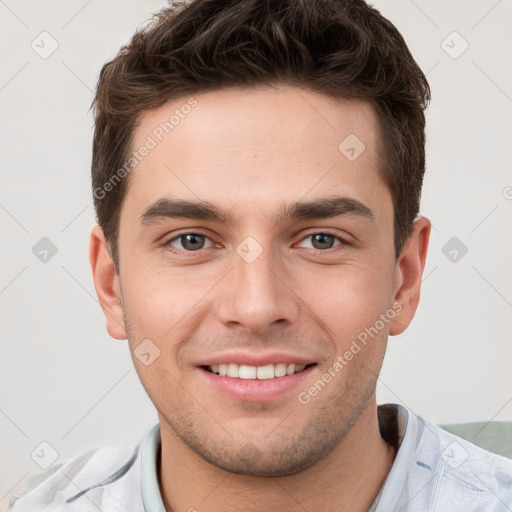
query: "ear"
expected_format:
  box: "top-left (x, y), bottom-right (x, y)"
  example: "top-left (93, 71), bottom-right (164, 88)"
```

top-left (389, 216), bottom-right (431, 336)
top-left (89, 225), bottom-right (127, 340)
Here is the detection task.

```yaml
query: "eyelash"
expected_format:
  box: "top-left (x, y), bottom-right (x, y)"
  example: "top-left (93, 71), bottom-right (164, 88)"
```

top-left (162, 230), bottom-right (350, 256)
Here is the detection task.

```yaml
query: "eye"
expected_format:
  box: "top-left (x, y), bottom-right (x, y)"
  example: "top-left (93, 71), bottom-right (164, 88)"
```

top-left (166, 232), bottom-right (215, 253)
top-left (296, 232), bottom-right (346, 251)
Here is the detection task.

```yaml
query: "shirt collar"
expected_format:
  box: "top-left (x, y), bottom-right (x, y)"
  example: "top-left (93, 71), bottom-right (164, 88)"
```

top-left (367, 403), bottom-right (411, 511)
top-left (140, 404), bottom-right (410, 511)
top-left (140, 423), bottom-right (167, 512)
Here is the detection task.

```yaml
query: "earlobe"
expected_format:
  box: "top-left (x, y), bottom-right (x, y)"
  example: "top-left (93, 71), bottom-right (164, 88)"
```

top-left (89, 225), bottom-right (127, 340)
top-left (389, 217), bottom-right (431, 336)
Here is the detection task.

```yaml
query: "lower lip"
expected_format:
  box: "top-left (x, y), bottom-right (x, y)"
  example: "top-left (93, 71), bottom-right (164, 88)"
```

top-left (197, 366), bottom-right (316, 402)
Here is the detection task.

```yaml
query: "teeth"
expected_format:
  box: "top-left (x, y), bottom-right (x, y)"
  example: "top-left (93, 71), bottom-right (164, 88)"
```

top-left (274, 363), bottom-right (287, 377)
top-left (206, 362), bottom-right (309, 379)
top-left (239, 364), bottom-right (257, 379)
top-left (227, 363), bottom-right (238, 378)
top-left (256, 364), bottom-right (274, 380)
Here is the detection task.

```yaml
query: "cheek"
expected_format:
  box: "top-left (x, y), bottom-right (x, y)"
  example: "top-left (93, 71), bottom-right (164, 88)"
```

top-left (302, 259), bottom-right (395, 341)
top-left (121, 265), bottom-right (216, 347)
top-left (120, 271), bottom-right (195, 400)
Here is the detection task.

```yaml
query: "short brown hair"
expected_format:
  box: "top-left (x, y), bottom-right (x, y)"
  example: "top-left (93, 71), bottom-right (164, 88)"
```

top-left (91, 0), bottom-right (430, 273)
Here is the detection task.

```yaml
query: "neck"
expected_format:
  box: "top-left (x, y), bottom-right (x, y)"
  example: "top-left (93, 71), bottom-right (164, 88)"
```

top-left (158, 397), bottom-right (395, 512)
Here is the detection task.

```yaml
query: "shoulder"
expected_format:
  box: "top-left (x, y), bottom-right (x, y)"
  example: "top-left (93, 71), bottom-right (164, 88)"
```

top-left (377, 404), bottom-right (512, 511)
top-left (417, 414), bottom-right (512, 510)
top-left (4, 441), bottom-right (143, 512)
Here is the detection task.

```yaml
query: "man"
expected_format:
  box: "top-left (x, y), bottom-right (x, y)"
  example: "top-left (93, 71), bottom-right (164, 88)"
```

top-left (6, 0), bottom-right (512, 511)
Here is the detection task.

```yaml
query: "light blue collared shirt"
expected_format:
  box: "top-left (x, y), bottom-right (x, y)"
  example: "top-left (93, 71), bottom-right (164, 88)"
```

top-left (6, 404), bottom-right (512, 511)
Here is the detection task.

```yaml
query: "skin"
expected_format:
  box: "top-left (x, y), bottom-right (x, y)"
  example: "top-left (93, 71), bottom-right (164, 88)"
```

top-left (90, 85), bottom-right (430, 512)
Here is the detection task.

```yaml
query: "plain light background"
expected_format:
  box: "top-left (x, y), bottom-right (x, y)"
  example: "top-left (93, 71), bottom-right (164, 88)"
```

top-left (1, 0), bottom-right (511, 499)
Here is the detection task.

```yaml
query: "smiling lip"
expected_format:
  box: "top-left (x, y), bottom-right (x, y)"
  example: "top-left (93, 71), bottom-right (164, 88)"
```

top-left (196, 351), bottom-right (317, 402)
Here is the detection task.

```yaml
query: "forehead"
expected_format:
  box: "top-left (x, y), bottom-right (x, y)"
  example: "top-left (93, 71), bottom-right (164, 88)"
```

top-left (123, 85), bottom-right (390, 227)
top-left (132, 85), bottom-right (379, 158)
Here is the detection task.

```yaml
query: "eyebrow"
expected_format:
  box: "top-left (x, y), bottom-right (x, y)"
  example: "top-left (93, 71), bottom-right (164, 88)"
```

top-left (139, 196), bottom-right (375, 227)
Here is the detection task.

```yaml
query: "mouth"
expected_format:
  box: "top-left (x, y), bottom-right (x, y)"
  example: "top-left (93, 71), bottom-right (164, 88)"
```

top-left (202, 362), bottom-right (317, 380)
top-left (197, 360), bottom-right (318, 402)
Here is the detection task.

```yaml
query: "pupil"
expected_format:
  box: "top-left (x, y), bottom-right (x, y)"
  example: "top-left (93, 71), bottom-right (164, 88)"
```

top-left (182, 234), bottom-right (204, 250)
top-left (313, 233), bottom-right (333, 250)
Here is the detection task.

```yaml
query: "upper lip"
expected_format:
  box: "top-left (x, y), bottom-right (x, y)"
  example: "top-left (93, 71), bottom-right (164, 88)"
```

top-left (196, 351), bottom-right (317, 367)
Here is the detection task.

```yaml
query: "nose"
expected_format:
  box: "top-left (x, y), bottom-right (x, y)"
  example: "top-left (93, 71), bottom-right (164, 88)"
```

top-left (215, 240), bottom-right (300, 335)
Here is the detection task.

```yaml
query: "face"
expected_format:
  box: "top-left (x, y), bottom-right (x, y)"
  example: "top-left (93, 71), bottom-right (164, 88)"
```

top-left (94, 85), bottom-right (420, 476)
